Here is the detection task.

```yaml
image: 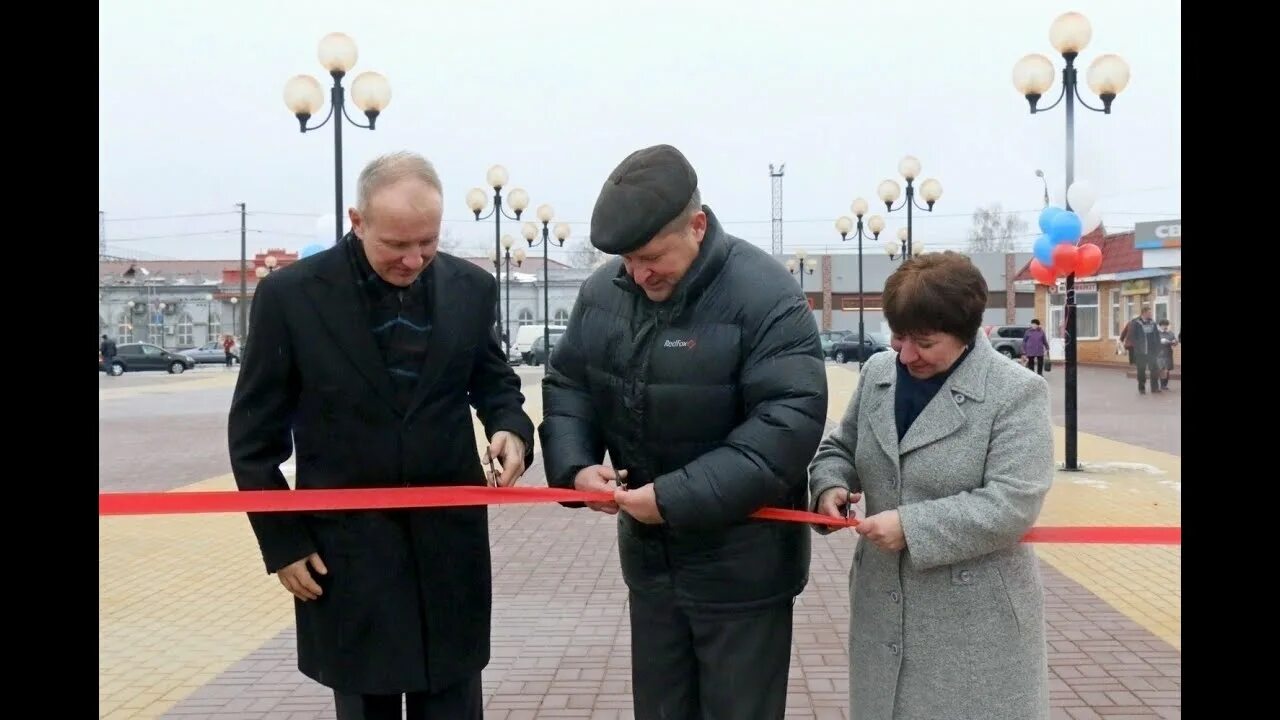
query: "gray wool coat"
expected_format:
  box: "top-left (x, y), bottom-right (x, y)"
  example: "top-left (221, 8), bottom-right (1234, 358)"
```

top-left (809, 339), bottom-right (1054, 720)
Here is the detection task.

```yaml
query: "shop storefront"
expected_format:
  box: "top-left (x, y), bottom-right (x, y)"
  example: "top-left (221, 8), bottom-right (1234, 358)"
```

top-left (1017, 221), bottom-right (1180, 368)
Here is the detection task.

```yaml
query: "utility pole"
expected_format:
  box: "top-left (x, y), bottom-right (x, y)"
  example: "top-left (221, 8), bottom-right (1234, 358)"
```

top-left (238, 203), bottom-right (247, 339)
top-left (769, 163), bottom-right (785, 256)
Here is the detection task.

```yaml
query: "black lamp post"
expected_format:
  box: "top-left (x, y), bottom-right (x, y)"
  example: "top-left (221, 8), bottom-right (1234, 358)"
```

top-left (835, 200), bottom-right (885, 368)
top-left (283, 32), bottom-right (392, 244)
top-left (467, 167), bottom-right (530, 353)
top-left (491, 235), bottom-right (526, 357)
top-left (1013, 11), bottom-right (1130, 471)
top-left (522, 205), bottom-right (572, 358)
top-left (877, 155), bottom-right (943, 260)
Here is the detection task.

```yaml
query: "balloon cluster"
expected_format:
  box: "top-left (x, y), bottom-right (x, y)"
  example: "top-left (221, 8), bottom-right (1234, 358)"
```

top-left (1028, 181), bottom-right (1104, 286)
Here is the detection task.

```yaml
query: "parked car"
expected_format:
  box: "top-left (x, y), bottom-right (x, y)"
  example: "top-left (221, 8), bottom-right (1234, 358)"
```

top-left (525, 333), bottom-right (562, 366)
top-left (818, 330), bottom-right (852, 359)
top-left (987, 324), bottom-right (1033, 358)
top-left (178, 340), bottom-right (239, 365)
top-left (829, 332), bottom-right (891, 364)
top-left (100, 342), bottom-right (197, 375)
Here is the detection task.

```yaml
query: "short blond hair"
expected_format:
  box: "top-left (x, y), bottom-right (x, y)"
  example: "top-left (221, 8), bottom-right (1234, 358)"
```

top-left (357, 152), bottom-right (443, 216)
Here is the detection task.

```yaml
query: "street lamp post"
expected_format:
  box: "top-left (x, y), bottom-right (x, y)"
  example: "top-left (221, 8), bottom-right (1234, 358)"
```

top-left (467, 167), bottom-right (530, 351)
top-left (229, 296), bottom-right (239, 338)
top-left (255, 254), bottom-right (280, 281)
top-left (877, 156), bottom-right (943, 260)
top-left (835, 200), bottom-right (886, 368)
top-left (1035, 169), bottom-right (1051, 208)
top-left (522, 206), bottom-right (572, 359)
top-left (491, 235), bottom-right (527, 357)
top-left (786, 249), bottom-right (817, 294)
top-left (156, 302), bottom-right (168, 348)
top-left (283, 33), bottom-right (393, 243)
top-left (1013, 11), bottom-right (1130, 471)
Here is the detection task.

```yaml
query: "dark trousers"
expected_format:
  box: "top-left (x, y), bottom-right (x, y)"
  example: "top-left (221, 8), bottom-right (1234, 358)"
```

top-left (1024, 355), bottom-right (1045, 375)
top-left (630, 590), bottom-right (793, 720)
top-left (224, 350), bottom-right (234, 366)
top-left (1136, 355), bottom-right (1161, 392)
top-left (334, 673), bottom-right (482, 720)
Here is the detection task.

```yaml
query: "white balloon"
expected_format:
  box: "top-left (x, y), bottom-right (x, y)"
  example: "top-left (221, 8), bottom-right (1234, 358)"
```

top-left (1067, 180), bottom-right (1098, 215)
top-left (1082, 207), bottom-right (1103, 235)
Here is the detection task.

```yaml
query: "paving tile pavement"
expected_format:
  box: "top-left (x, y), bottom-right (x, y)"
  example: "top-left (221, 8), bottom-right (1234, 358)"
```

top-left (155, 465), bottom-right (1180, 718)
top-left (101, 364), bottom-right (1179, 718)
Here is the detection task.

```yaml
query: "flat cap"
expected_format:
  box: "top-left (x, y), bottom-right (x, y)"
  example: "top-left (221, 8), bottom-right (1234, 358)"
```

top-left (590, 144), bottom-right (698, 255)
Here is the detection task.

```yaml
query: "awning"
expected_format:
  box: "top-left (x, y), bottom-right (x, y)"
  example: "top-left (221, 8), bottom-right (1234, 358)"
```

top-left (1013, 267), bottom-right (1177, 291)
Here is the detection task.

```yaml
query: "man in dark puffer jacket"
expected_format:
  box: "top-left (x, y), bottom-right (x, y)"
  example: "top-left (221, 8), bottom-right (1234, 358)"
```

top-left (540, 144), bottom-right (828, 719)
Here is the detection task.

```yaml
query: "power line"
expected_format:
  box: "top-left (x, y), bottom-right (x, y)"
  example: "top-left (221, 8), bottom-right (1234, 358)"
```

top-left (108, 228), bottom-right (320, 242)
top-left (101, 211), bottom-right (240, 222)
top-left (112, 204), bottom-right (1178, 229)
top-left (107, 230), bottom-right (241, 242)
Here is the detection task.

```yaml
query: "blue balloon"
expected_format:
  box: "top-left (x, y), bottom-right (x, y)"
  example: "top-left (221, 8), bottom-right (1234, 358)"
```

top-left (1033, 234), bottom-right (1054, 265)
top-left (1038, 207), bottom-right (1064, 234)
top-left (300, 243), bottom-right (325, 259)
top-left (1049, 211), bottom-right (1083, 244)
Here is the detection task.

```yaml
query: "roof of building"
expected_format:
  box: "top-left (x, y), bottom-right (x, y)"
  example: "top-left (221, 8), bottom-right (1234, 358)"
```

top-left (1012, 228), bottom-right (1141, 283)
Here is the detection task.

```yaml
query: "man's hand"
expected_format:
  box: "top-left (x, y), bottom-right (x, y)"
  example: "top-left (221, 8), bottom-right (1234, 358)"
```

top-left (278, 552), bottom-right (328, 601)
top-left (855, 509), bottom-right (905, 552)
top-left (574, 466), bottom-right (625, 514)
top-left (487, 431), bottom-right (527, 487)
top-left (816, 487), bottom-right (863, 528)
top-left (615, 483), bottom-right (664, 525)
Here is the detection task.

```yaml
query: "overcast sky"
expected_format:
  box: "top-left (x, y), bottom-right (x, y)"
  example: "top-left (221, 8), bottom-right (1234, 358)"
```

top-left (98, 0), bottom-right (1180, 263)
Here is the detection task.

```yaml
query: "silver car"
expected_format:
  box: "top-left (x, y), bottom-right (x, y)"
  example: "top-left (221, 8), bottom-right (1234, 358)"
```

top-left (179, 340), bottom-right (239, 365)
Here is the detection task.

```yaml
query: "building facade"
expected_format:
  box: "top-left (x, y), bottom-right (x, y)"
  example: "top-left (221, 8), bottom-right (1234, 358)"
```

top-left (780, 250), bottom-right (1038, 337)
top-left (99, 250), bottom-right (590, 351)
top-left (1013, 220), bottom-right (1181, 367)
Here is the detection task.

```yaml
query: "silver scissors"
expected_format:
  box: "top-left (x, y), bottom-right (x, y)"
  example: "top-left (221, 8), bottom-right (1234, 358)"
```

top-left (484, 451), bottom-right (502, 487)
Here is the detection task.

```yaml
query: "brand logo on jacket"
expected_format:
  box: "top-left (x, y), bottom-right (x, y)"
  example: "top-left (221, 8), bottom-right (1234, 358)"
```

top-left (663, 339), bottom-right (697, 349)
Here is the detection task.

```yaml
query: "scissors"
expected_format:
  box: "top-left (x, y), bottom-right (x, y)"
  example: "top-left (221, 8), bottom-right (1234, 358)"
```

top-left (484, 451), bottom-right (503, 487)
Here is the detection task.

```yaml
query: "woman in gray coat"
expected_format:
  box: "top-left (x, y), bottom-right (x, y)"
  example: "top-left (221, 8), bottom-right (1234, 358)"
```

top-left (809, 252), bottom-right (1054, 719)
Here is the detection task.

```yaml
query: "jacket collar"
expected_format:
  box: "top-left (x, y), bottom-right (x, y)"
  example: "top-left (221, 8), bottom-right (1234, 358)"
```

top-left (611, 205), bottom-right (732, 313)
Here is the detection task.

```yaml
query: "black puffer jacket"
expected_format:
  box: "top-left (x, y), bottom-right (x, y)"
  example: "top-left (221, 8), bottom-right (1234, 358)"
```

top-left (540, 208), bottom-right (828, 610)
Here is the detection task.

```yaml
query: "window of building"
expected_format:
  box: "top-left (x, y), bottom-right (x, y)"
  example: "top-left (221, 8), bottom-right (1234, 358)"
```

top-left (554, 309), bottom-right (569, 323)
top-left (177, 313), bottom-right (194, 347)
top-left (1049, 290), bottom-right (1101, 340)
top-left (209, 313), bottom-right (221, 341)
top-left (1109, 289), bottom-right (1122, 338)
top-left (1154, 281), bottom-right (1170, 325)
top-left (116, 313), bottom-right (134, 343)
top-left (518, 308), bottom-right (535, 326)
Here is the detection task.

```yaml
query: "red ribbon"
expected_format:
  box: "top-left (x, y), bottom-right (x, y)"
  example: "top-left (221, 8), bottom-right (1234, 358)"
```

top-left (97, 486), bottom-right (1179, 544)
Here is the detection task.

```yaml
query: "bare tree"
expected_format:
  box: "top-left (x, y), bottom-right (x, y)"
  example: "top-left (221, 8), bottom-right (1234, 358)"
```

top-left (566, 238), bottom-right (606, 268)
top-left (967, 203), bottom-right (1030, 253)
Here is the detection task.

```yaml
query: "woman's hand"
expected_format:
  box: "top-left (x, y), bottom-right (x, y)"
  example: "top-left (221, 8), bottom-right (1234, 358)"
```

top-left (856, 509), bottom-right (905, 552)
top-left (817, 487), bottom-right (862, 528)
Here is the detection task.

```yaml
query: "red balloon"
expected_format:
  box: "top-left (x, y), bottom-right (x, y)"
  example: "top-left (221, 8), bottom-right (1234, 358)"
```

top-left (1076, 242), bottom-right (1103, 277)
top-left (1029, 259), bottom-right (1056, 285)
top-left (1052, 243), bottom-right (1080, 275)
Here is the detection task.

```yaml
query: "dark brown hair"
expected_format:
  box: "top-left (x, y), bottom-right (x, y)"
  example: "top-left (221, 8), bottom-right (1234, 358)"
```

top-left (883, 251), bottom-right (988, 342)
